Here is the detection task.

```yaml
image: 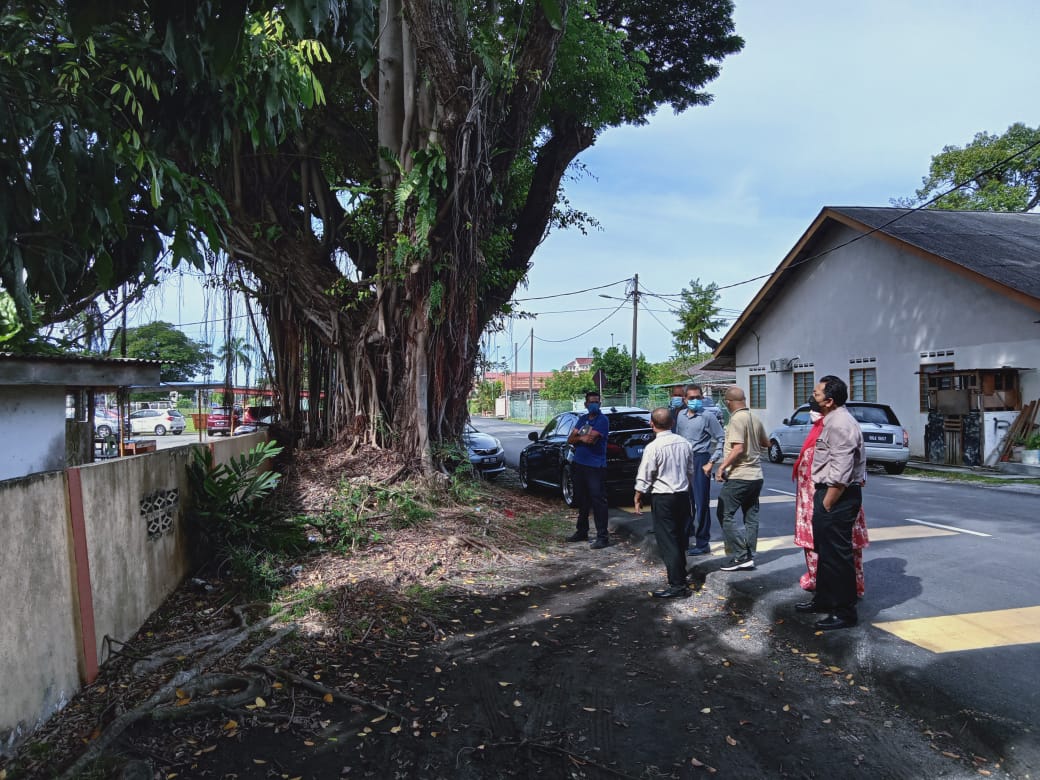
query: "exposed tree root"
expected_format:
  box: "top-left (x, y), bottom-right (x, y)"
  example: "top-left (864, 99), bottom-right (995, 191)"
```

top-left (246, 663), bottom-right (406, 721)
top-left (60, 613), bottom-right (297, 778)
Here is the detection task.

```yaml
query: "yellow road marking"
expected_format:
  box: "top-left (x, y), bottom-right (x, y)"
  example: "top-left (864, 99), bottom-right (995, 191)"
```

top-left (874, 606), bottom-right (1040, 653)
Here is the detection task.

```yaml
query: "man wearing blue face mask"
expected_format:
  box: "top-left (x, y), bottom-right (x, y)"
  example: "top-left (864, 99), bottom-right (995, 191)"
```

top-left (566, 390), bottom-right (611, 548)
top-left (668, 385), bottom-right (686, 426)
top-left (674, 384), bottom-right (725, 555)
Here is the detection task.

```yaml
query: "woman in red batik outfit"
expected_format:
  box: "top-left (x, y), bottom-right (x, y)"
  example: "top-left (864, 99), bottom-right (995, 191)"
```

top-left (793, 404), bottom-right (869, 596)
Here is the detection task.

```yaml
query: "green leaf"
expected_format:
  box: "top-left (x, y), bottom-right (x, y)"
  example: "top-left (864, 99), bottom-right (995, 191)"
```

top-left (538, 0), bottom-right (564, 30)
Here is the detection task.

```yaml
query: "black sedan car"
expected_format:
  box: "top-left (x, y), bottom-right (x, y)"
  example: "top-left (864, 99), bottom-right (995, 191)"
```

top-left (518, 407), bottom-right (653, 506)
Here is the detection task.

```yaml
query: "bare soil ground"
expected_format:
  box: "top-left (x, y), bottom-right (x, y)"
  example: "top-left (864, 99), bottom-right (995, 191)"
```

top-left (1, 446), bottom-right (1013, 779)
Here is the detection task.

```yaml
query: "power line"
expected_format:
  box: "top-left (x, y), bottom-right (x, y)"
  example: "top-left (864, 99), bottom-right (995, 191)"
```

top-left (653, 137), bottom-right (1040, 296)
top-left (513, 277), bottom-right (631, 302)
top-left (534, 300), bottom-right (628, 343)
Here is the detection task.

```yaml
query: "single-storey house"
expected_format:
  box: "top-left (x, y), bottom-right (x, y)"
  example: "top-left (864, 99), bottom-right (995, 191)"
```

top-left (704, 207), bottom-right (1040, 461)
top-left (0, 353), bottom-right (161, 482)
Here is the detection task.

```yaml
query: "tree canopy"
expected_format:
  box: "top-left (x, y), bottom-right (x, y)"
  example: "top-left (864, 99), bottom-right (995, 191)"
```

top-left (541, 369), bottom-right (595, 400)
top-left (897, 123), bottom-right (1040, 212)
top-left (1, 0), bottom-right (744, 468)
top-left (120, 321), bottom-right (215, 382)
top-left (590, 345), bottom-right (649, 395)
top-left (671, 279), bottom-right (726, 359)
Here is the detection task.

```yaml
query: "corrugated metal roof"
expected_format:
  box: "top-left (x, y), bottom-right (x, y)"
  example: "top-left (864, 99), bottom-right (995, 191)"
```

top-left (0, 352), bottom-right (164, 366)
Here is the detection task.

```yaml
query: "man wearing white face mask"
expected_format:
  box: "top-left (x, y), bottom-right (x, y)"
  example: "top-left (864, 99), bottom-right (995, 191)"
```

top-left (674, 384), bottom-right (724, 555)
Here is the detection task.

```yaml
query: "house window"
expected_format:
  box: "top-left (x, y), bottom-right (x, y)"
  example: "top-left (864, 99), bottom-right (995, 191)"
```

top-left (849, 368), bottom-right (877, 402)
top-left (919, 362), bottom-right (955, 411)
top-left (793, 371), bottom-right (814, 407)
top-left (749, 374), bottom-right (766, 409)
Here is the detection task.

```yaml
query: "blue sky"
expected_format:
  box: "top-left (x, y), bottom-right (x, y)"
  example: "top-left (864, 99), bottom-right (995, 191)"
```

top-left (134, 0), bottom-right (1039, 375)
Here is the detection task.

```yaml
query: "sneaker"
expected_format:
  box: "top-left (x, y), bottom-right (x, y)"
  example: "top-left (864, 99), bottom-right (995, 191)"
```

top-left (565, 532), bottom-right (589, 542)
top-left (686, 546), bottom-right (711, 556)
top-left (589, 538), bottom-right (609, 550)
top-left (720, 553), bottom-right (755, 571)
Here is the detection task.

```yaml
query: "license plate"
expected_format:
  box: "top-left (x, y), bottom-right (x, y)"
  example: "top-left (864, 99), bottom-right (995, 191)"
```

top-left (482, 456), bottom-right (498, 463)
top-left (865, 433), bottom-right (891, 443)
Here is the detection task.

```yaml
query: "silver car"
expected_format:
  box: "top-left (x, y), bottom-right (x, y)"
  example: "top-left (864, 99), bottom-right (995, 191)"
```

top-left (766, 402), bottom-right (910, 474)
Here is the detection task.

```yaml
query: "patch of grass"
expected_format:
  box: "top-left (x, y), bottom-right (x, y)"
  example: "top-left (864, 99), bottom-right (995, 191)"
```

top-left (515, 510), bottom-right (571, 548)
top-left (278, 584), bottom-right (334, 619)
top-left (403, 582), bottom-right (450, 616)
top-left (227, 548), bottom-right (286, 599)
top-left (903, 468), bottom-right (1040, 486)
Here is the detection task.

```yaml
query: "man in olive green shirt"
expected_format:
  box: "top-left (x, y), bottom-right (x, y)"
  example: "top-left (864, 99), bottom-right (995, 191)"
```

top-left (710, 386), bottom-right (769, 571)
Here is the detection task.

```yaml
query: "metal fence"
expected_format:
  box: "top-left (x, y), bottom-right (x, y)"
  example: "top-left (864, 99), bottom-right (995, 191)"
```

top-left (506, 389), bottom-right (684, 424)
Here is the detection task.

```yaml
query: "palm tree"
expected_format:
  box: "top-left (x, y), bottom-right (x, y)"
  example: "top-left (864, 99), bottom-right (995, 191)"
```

top-left (217, 336), bottom-right (255, 387)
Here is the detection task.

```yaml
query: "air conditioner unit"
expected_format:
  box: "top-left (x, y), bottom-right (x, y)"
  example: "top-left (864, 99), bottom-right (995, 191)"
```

top-left (769, 357), bottom-right (796, 372)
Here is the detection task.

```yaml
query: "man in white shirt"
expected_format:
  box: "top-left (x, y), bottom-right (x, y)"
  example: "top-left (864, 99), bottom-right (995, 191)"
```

top-left (634, 407), bottom-right (698, 598)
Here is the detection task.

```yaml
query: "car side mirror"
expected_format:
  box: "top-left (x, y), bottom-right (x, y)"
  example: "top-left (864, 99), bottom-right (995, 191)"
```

top-left (528, 431), bottom-right (538, 441)
top-left (783, 418), bottom-right (790, 426)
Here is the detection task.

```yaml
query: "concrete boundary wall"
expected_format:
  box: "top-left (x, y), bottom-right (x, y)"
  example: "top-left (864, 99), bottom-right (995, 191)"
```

top-left (0, 434), bottom-right (271, 756)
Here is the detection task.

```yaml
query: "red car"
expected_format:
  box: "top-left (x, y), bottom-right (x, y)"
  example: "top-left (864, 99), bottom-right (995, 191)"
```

top-left (206, 406), bottom-right (241, 436)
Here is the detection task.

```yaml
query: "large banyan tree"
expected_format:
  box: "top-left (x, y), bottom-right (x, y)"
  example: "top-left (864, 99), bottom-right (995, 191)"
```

top-left (0, 0), bottom-right (742, 468)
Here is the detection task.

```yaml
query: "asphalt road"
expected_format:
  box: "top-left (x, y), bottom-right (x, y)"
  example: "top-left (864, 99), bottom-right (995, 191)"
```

top-left (472, 416), bottom-right (1040, 773)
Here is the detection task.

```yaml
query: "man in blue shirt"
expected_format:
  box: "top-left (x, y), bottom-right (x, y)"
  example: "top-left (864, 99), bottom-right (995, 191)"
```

top-left (566, 391), bottom-right (611, 549)
top-left (674, 384), bottom-right (725, 555)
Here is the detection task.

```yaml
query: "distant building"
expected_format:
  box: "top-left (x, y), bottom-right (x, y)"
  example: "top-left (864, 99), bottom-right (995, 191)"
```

top-left (0, 353), bottom-right (161, 481)
top-left (561, 357), bottom-right (593, 374)
top-left (484, 371), bottom-right (554, 395)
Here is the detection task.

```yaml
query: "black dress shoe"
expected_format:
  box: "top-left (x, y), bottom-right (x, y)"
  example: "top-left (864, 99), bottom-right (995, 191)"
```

top-left (814, 614), bottom-right (858, 631)
top-left (795, 600), bottom-right (823, 614)
top-left (651, 585), bottom-right (691, 599)
top-left (565, 532), bottom-right (589, 542)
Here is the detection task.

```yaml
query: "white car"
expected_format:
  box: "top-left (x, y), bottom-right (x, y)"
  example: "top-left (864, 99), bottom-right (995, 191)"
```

top-left (126, 408), bottom-right (186, 436)
top-left (767, 402), bottom-right (910, 474)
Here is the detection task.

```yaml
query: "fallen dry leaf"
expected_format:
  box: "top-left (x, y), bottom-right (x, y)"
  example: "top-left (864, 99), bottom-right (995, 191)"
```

top-left (942, 751), bottom-right (960, 759)
top-left (513, 699), bottom-right (522, 707)
top-left (323, 693), bottom-right (334, 703)
top-left (272, 682), bottom-right (284, 689)
top-left (252, 758), bottom-right (266, 765)
top-left (700, 707), bottom-right (711, 714)
top-left (222, 720), bottom-right (238, 731)
top-left (782, 704), bottom-right (791, 712)
top-left (254, 697), bottom-right (267, 708)
top-left (582, 707), bottom-right (597, 712)
top-left (371, 713), bottom-right (387, 723)
top-left (498, 682), bottom-right (511, 687)
top-left (725, 735), bottom-right (737, 746)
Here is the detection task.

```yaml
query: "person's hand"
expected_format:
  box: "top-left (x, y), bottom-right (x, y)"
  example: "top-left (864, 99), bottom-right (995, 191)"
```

top-left (715, 470), bottom-right (725, 483)
top-left (702, 463), bottom-right (713, 476)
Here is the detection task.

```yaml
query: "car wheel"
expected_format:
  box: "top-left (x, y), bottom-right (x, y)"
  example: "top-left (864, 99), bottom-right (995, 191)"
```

top-left (561, 463), bottom-right (576, 508)
top-left (768, 440), bottom-right (784, 464)
top-left (154, 425), bottom-right (167, 436)
top-left (518, 456), bottom-right (532, 491)
top-left (97, 425), bottom-right (112, 438)
top-left (883, 462), bottom-right (907, 475)
top-left (207, 429), bottom-right (215, 437)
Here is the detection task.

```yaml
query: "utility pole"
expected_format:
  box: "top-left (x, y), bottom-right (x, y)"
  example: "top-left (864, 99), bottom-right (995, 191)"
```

top-left (630, 274), bottom-right (639, 406)
top-left (529, 328), bottom-right (534, 422)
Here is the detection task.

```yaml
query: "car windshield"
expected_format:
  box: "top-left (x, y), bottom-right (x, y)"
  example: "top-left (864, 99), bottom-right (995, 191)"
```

top-left (849, 405), bottom-right (900, 426)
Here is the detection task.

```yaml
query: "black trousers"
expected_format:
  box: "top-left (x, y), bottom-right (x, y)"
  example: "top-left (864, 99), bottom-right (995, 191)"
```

top-left (652, 492), bottom-right (690, 587)
top-left (572, 463), bottom-right (609, 541)
top-left (812, 484), bottom-right (862, 620)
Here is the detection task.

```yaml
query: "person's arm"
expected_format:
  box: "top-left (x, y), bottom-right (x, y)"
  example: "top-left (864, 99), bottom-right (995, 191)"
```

top-left (705, 416), bottom-right (725, 473)
top-left (819, 417), bottom-right (857, 510)
top-left (715, 442), bottom-right (744, 482)
top-left (633, 443), bottom-right (657, 514)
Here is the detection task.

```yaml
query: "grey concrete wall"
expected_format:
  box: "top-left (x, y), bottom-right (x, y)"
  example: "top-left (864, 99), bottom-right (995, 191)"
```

top-left (0, 434), bottom-right (279, 755)
top-left (211, 431), bottom-right (270, 468)
top-left (0, 471), bottom-right (80, 755)
top-left (0, 387), bottom-right (66, 482)
top-left (78, 448), bottom-right (194, 667)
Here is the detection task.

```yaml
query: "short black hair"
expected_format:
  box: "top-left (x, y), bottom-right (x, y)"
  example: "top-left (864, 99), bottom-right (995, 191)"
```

top-left (818, 375), bottom-right (848, 407)
top-left (685, 384), bottom-right (703, 395)
top-left (585, 390), bottom-right (601, 401)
